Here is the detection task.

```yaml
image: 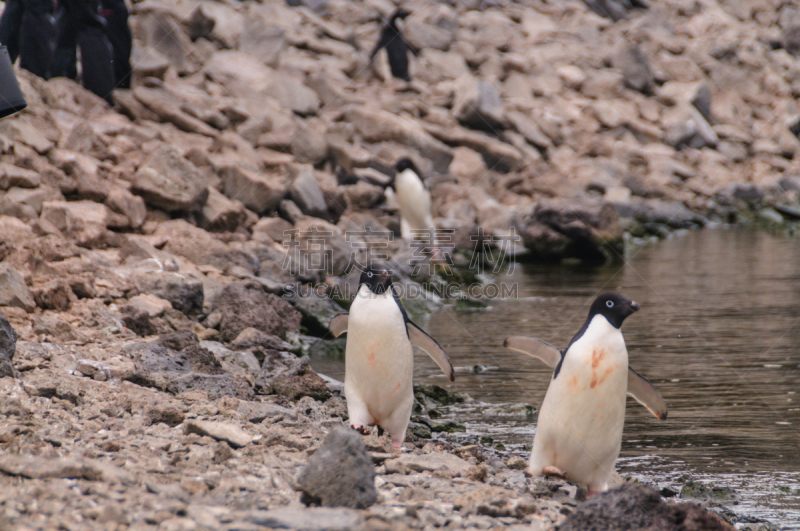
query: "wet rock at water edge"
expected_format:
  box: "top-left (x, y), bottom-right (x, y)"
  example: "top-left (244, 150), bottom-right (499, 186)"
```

top-left (558, 483), bottom-right (735, 531)
top-left (296, 427), bottom-right (378, 509)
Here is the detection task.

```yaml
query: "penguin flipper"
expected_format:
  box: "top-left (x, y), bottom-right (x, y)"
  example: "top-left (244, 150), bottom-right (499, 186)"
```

top-left (329, 314), bottom-right (349, 338)
top-left (627, 367), bottom-right (668, 420)
top-left (406, 322), bottom-right (455, 381)
top-left (503, 336), bottom-right (561, 368)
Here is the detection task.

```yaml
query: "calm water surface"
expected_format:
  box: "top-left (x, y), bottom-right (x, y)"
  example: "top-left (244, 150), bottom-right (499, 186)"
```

top-left (313, 228), bottom-right (800, 528)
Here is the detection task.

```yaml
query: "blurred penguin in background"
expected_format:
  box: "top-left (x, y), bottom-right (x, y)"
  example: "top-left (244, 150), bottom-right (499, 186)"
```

top-left (370, 8), bottom-right (415, 82)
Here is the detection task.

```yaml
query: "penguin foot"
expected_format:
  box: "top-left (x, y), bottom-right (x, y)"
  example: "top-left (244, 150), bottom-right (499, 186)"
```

top-left (350, 424), bottom-right (370, 436)
top-left (391, 440), bottom-right (403, 450)
top-left (542, 466), bottom-right (567, 480)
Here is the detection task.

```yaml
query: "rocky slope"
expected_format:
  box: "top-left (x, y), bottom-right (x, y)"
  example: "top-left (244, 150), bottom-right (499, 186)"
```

top-left (0, 0), bottom-right (797, 529)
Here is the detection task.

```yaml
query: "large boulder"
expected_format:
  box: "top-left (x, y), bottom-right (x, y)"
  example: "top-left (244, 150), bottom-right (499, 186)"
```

top-left (132, 271), bottom-right (204, 315)
top-left (519, 200), bottom-right (624, 263)
top-left (221, 165), bottom-right (289, 214)
top-left (126, 333), bottom-right (253, 400)
top-left (131, 145), bottom-right (209, 213)
top-left (296, 428), bottom-right (377, 509)
top-left (211, 282), bottom-right (301, 341)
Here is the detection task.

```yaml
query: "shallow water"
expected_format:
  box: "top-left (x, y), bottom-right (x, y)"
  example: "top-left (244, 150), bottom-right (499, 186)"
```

top-left (313, 227), bottom-right (800, 528)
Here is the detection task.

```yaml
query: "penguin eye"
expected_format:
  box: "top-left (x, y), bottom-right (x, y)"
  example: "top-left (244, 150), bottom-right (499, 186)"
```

top-left (606, 300), bottom-right (614, 308)
top-left (367, 272), bottom-right (373, 278)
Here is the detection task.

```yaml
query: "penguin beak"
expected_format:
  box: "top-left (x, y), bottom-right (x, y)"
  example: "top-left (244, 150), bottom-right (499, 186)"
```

top-left (380, 270), bottom-right (391, 283)
top-left (629, 301), bottom-right (640, 313)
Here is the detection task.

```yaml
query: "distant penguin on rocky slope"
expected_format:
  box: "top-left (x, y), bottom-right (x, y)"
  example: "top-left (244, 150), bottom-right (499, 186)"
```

top-left (370, 8), bottom-right (414, 82)
top-left (390, 157), bottom-right (434, 240)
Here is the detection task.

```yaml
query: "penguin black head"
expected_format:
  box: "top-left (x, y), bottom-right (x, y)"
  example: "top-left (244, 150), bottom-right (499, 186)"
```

top-left (359, 262), bottom-right (393, 294)
top-left (589, 292), bottom-right (640, 329)
top-left (389, 8), bottom-right (412, 26)
top-left (395, 157), bottom-right (420, 175)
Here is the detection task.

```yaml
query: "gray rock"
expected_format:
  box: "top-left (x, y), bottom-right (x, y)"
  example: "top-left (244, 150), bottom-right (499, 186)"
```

top-left (296, 427), bottom-right (377, 509)
top-left (237, 400), bottom-right (296, 423)
top-left (0, 315), bottom-right (17, 378)
top-left (133, 87), bottom-right (219, 138)
top-left (105, 187), bottom-right (147, 229)
top-left (136, 9), bottom-right (200, 75)
top-left (611, 43), bottom-right (655, 95)
top-left (243, 507), bottom-right (364, 531)
top-left (126, 339), bottom-right (253, 400)
top-left (133, 272), bottom-right (204, 315)
top-left (779, 175), bottom-right (800, 193)
top-left (211, 282), bottom-right (302, 341)
top-left (0, 455), bottom-right (132, 483)
top-left (289, 168), bottom-right (329, 220)
top-left (266, 77), bottom-right (320, 117)
top-left (559, 483), bottom-right (734, 531)
top-left (131, 145), bottom-right (209, 212)
top-left (384, 452), bottom-right (473, 477)
top-left (256, 357), bottom-right (332, 402)
top-left (0, 263), bottom-right (35, 313)
top-left (0, 162), bottom-right (41, 189)
top-left (452, 78), bottom-right (507, 132)
top-left (184, 419), bottom-right (253, 448)
top-left (200, 186), bottom-right (248, 233)
top-left (221, 165), bottom-right (289, 214)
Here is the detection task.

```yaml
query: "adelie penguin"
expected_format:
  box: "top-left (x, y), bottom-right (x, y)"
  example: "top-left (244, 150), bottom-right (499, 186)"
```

top-left (504, 293), bottom-right (667, 494)
top-left (370, 8), bottom-right (415, 82)
top-left (390, 158), bottom-right (434, 240)
top-left (328, 263), bottom-right (454, 449)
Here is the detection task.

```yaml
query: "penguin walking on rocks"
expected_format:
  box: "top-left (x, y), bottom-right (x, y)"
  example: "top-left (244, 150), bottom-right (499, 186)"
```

top-left (390, 158), bottom-right (434, 240)
top-left (370, 8), bottom-right (414, 82)
top-left (328, 263), bottom-right (454, 449)
top-left (504, 293), bottom-right (667, 494)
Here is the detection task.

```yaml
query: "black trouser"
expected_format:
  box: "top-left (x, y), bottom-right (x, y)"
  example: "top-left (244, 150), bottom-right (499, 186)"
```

top-left (100, 0), bottom-right (131, 89)
top-left (52, 0), bottom-right (114, 103)
top-left (0, 0), bottom-right (55, 79)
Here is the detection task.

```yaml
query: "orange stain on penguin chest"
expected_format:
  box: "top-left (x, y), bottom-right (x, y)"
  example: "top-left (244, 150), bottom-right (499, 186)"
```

top-left (589, 348), bottom-right (614, 389)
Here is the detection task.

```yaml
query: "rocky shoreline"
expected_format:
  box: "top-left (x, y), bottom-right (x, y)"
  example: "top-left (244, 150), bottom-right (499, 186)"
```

top-left (1, 0), bottom-right (799, 528)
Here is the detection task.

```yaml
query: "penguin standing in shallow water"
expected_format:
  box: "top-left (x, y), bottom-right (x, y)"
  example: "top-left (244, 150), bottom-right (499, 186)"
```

top-left (329, 263), bottom-right (454, 449)
top-left (391, 158), bottom-right (434, 240)
top-left (370, 8), bottom-right (414, 82)
top-left (504, 293), bottom-right (667, 494)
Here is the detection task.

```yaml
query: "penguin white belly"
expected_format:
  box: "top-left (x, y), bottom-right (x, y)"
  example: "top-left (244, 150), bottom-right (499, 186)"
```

top-left (344, 286), bottom-right (414, 443)
top-left (395, 169), bottom-right (433, 239)
top-left (530, 316), bottom-right (629, 492)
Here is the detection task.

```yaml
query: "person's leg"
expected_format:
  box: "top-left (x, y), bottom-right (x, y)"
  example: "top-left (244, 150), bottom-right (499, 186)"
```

top-left (0, 0), bottom-right (24, 62)
top-left (78, 25), bottom-right (114, 103)
top-left (52, 6), bottom-right (79, 80)
top-left (19, 0), bottom-right (55, 79)
top-left (100, 0), bottom-right (131, 89)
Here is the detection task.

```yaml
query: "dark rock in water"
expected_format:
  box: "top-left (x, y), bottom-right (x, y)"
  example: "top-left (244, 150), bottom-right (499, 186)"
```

top-left (611, 43), bottom-right (655, 95)
top-left (558, 483), bottom-right (735, 531)
top-left (211, 282), bottom-right (301, 341)
top-left (296, 427), bottom-right (377, 509)
top-left (0, 315), bottom-right (18, 378)
top-left (519, 200), bottom-right (623, 263)
top-left (732, 184), bottom-right (764, 208)
top-left (679, 481), bottom-right (741, 505)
